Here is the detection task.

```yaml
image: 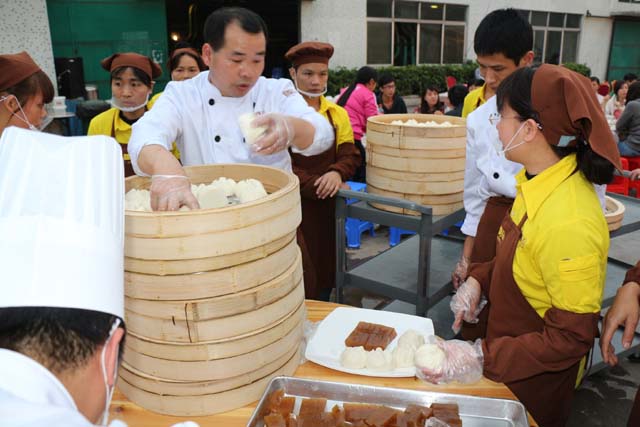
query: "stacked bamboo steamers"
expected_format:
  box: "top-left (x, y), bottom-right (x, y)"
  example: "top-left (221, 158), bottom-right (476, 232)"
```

top-left (366, 114), bottom-right (466, 215)
top-left (119, 164), bottom-right (305, 416)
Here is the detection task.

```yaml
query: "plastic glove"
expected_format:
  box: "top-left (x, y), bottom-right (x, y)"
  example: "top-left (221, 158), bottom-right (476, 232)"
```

top-left (252, 113), bottom-right (294, 155)
top-left (150, 174), bottom-right (200, 211)
top-left (416, 339), bottom-right (484, 384)
top-left (450, 276), bottom-right (487, 334)
top-left (451, 255), bottom-right (470, 289)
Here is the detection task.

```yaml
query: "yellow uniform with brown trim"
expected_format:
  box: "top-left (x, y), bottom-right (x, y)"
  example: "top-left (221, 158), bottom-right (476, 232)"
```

top-left (462, 84), bottom-right (488, 118)
top-left (508, 153), bottom-right (608, 318)
top-left (317, 96), bottom-right (353, 150)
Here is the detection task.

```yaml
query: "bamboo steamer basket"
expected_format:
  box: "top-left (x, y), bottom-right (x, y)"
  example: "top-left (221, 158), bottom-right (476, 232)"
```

top-left (604, 196), bottom-right (625, 231)
top-left (122, 163), bottom-right (305, 416)
top-left (366, 114), bottom-right (466, 215)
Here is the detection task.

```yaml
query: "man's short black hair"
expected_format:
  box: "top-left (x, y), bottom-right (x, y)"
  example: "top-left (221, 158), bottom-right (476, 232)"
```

top-left (590, 76), bottom-right (600, 84)
top-left (0, 307), bottom-right (125, 375)
top-left (448, 84), bottom-right (469, 108)
top-left (203, 7), bottom-right (268, 52)
top-left (624, 73), bottom-right (638, 82)
top-left (474, 8), bottom-right (533, 66)
top-left (378, 73), bottom-right (395, 88)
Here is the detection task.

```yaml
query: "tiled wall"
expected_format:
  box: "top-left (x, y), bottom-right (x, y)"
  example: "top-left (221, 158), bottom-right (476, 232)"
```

top-left (0, 0), bottom-right (56, 95)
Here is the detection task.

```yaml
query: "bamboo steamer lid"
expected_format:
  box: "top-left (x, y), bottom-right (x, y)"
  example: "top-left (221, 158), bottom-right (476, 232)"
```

top-left (117, 346), bottom-right (301, 416)
top-left (366, 114), bottom-right (465, 215)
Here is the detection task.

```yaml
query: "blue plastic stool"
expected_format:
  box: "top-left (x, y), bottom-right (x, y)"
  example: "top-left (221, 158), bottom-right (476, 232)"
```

top-left (344, 181), bottom-right (375, 248)
top-left (389, 227), bottom-right (416, 247)
top-left (440, 220), bottom-right (464, 236)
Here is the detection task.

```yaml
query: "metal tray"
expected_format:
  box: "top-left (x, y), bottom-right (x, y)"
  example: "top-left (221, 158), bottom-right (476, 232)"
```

top-left (247, 376), bottom-right (529, 427)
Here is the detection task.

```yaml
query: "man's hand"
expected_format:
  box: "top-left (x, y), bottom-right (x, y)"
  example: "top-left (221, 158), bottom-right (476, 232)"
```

top-left (600, 282), bottom-right (640, 366)
top-left (252, 113), bottom-right (294, 155)
top-left (452, 255), bottom-right (470, 289)
top-left (315, 171), bottom-right (343, 199)
top-left (150, 175), bottom-right (200, 211)
top-left (451, 276), bottom-right (486, 334)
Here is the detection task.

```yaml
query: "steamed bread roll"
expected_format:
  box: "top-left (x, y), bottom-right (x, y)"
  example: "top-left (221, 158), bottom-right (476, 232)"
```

top-left (238, 113), bottom-right (267, 146)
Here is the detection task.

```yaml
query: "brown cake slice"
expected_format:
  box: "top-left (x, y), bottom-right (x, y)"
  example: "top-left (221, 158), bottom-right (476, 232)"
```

top-left (345, 321), bottom-right (397, 351)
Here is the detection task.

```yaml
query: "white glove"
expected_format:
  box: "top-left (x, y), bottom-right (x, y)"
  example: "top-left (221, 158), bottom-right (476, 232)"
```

top-left (150, 174), bottom-right (200, 211)
top-left (252, 113), bottom-right (294, 155)
top-left (416, 339), bottom-right (484, 384)
top-left (450, 276), bottom-right (487, 334)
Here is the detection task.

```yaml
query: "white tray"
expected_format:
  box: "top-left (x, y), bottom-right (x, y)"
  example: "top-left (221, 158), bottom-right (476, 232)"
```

top-left (305, 307), bottom-right (434, 377)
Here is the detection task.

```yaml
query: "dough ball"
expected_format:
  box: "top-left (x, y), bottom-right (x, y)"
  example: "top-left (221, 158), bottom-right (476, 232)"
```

top-left (392, 346), bottom-right (415, 369)
top-left (235, 178), bottom-right (268, 203)
top-left (198, 186), bottom-right (228, 209)
top-left (125, 188), bottom-right (151, 212)
top-left (209, 177), bottom-right (237, 197)
top-left (397, 329), bottom-right (425, 352)
top-left (238, 113), bottom-right (267, 145)
top-left (366, 348), bottom-right (393, 372)
top-left (340, 346), bottom-right (367, 369)
top-left (414, 344), bottom-right (446, 372)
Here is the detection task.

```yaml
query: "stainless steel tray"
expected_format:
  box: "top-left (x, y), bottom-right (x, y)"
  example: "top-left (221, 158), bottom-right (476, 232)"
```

top-left (247, 376), bottom-right (529, 427)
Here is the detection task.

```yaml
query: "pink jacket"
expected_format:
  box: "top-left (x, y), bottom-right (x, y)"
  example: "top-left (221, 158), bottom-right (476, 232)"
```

top-left (337, 83), bottom-right (379, 140)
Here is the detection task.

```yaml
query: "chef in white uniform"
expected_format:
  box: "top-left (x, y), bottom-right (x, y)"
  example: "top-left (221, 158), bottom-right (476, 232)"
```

top-left (0, 128), bottom-right (126, 427)
top-left (128, 7), bottom-right (334, 211)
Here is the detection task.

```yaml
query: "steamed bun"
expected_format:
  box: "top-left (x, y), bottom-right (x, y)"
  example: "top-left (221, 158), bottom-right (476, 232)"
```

top-left (238, 113), bottom-right (267, 145)
top-left (414, 344), bottom-right (446, 372)
top-left (235, 178), bottom-right (268, 203)
top-left (397, 329), bottom-right (425, 352)
top-left (366, 348), bottom-right (393, 372)
top-left (198, 186), bottom-right (228, 209)
top-left (125, 188), bottom-right (151, 212)
top-left (392, 346), bottom-right (415, 369)
top-left (340, 346), bottom-right (367, 369)
top-left (209, 177), bottom-right (237, 197)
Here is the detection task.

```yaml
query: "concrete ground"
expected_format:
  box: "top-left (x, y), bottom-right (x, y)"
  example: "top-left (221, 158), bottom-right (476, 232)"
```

top-left (342, 223), bottom-right (640, 427)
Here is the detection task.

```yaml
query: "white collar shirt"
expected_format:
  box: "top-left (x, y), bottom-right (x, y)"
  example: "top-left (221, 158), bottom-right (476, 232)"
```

top-left (0, 349), bottom-right (93, 427)
top-left (128, 72), bottom-right (334, 175)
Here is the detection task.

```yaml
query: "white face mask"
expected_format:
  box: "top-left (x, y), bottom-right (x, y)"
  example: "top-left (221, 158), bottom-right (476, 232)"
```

top-left (99, 318), bottom-right (122, 426)
top-left (498, 122), bottom-right (526, 157)
top-left (292, 77), bottom-right (327, 98)
top-left (0, 95), bottom-right (48, 131)
top-left (110, 92), bottom-right (150, 113)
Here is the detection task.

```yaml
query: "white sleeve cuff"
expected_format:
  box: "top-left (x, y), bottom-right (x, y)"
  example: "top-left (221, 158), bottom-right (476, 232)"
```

top-left (460, 216), bottom-right (479, 237)
top-left (291, 112), bottom-right (334, 156)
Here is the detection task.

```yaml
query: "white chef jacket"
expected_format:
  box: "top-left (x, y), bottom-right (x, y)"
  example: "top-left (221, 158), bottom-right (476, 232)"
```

top-left (128, 72), bottom-right (334, 175)
top-left (0, 349), bottom-right (93, 427)
top-left (461, 96), bottom-right (522, 237)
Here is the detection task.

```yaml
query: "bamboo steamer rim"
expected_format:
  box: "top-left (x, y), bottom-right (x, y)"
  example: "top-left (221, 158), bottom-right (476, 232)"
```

top-left (117, 347), bottom-right (301, 416)
top-left (367, 113), bottom-right (466, 138)
top-left (604, 196), bottom-right (625, 220)
top-left (124, 163), bottom-right (298, 218)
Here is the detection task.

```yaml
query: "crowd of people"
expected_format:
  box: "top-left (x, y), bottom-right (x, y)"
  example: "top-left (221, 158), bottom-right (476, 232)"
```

top-left (1, 5), bottom-right (640, 427)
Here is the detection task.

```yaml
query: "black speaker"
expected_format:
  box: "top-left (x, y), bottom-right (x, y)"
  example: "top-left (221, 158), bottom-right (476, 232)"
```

top-left (54, 57), bottom-right (86, 99)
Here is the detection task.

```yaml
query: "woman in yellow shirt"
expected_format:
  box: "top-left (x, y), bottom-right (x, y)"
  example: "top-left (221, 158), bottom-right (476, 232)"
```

top-left (419, 64), bottom-right (621, 427)
top-left (88, 53), bottom-right (162, 176)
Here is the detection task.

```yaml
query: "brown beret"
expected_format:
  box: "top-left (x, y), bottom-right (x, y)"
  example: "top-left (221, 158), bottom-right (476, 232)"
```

top-left (532, 64), bottom-right (621, 169)
top-left (101, 52), bottom-right (162, 80)
top-left (0, 51), bottom-right (41, 91)
top-left (284, 42), bottom-right (334, 67)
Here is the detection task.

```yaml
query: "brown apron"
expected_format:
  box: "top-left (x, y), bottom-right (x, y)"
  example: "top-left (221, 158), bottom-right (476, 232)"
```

top-left (485, 212), bottom-right (580, 427)
top-left (461, 196), bottom-right (514, 341)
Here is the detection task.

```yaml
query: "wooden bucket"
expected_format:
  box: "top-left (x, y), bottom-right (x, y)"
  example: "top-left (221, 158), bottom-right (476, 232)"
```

top-left (122, 163), bottom-right (305, 416)
top-left (605, 196), bottom-right (625, 231)
top-left (366, 114), bottom-right (466, 215)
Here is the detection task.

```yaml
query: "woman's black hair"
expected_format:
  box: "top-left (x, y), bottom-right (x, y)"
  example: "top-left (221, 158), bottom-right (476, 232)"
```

top-left (626, 81), bottom-right (640, 105)
top-left (110, 66), bottom-right (152, 87)
top-left (1, 71), bottom-right (54, 106)
top-left (496, 67), bottom-right (614, 185)
top-left (337, 66), bottom-right (378, 107)
top-left (613, 79), bottom-right (627, 98)
top-left (378, 73), bottom-right (395, 88)
top-left (168, 42), bottom-right (207, 75)
top-left (419, 86), bottom-right (444, 114)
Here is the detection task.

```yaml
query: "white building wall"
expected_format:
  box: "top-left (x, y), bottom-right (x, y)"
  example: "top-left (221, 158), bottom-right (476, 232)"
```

top-left (578, 17), bottom-right (613, 80)
top-left (300, 0), bottom-right (367, 69)
top-left (0, 0), bottom-right (56, 93)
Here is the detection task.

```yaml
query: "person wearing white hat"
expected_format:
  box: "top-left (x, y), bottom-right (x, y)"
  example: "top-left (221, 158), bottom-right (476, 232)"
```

top-left (0, 127), bottom-right (125, 426)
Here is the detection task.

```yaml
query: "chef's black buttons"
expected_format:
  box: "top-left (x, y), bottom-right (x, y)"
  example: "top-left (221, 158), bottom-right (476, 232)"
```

top-left (209, 98), bottom-right (215, 106)
top-left (493, 172), bottom-right (500, 179)
top-left (214, 135), bottom-right (221, 142)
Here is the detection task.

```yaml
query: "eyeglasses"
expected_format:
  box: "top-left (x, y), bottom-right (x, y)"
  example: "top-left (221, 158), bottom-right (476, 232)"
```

top-left (488, 113), bottom-right (522, 126)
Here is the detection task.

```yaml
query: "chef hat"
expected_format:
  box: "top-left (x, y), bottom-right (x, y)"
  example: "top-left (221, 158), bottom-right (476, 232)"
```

top-left (101, 52), bottom-right (162, 80)
top-left (284, 41), bottom-right (334, 67)
top-left (0, 128), bottom-right (125, 319)
top-left (531, 64), bottom-right (622, 169)
top-left (0, 51), bottom-right (42, 91)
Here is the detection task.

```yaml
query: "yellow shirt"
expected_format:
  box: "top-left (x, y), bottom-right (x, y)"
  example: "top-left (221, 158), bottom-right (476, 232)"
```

top-left (318, 96), bottom-right (354, 150)
top-left (462, 84), bottom-right (488, 118)
top-left (88, 95), bottom-right (179, 159)
top-left (506, 154), bottom-right (609, 319)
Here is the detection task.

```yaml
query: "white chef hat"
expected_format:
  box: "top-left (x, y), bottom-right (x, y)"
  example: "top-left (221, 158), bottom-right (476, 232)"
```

top-left (0, 127), bottom-right (124, 319)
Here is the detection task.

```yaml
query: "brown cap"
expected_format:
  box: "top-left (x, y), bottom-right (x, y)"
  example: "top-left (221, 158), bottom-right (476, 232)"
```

top-left (284, 42), bottom-right (334, 67)
top-left (532, 64), bottom-right (621, 169)
top-left (100, 52), bottom-right (162, 80)
top-left (0, 51), bottom-right (42, 91)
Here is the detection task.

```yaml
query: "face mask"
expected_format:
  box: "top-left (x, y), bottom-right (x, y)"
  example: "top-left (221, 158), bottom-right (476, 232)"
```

top-left (110, 92), bottom-right (150, 113)
top-left (292, 77), bottom-right (327, 98)
top-left (498, 122), bottom-right (526, 157)
top-left (99, 318), bottom-right (122, 426)
top-left (0, 95), bottom-right (46, 131)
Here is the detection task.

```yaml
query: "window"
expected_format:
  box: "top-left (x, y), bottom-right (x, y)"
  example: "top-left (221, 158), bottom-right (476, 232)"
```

top-left (366, 0), bottom-right (467, 65)
top-left (519, 10), bottom-right (581, 65)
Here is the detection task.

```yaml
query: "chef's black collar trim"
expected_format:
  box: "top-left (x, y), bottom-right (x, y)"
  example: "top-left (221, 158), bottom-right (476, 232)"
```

top-left (524, 171), bottom-right (537, 180)
top-left (119, 108), bottom-right (146, 126)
